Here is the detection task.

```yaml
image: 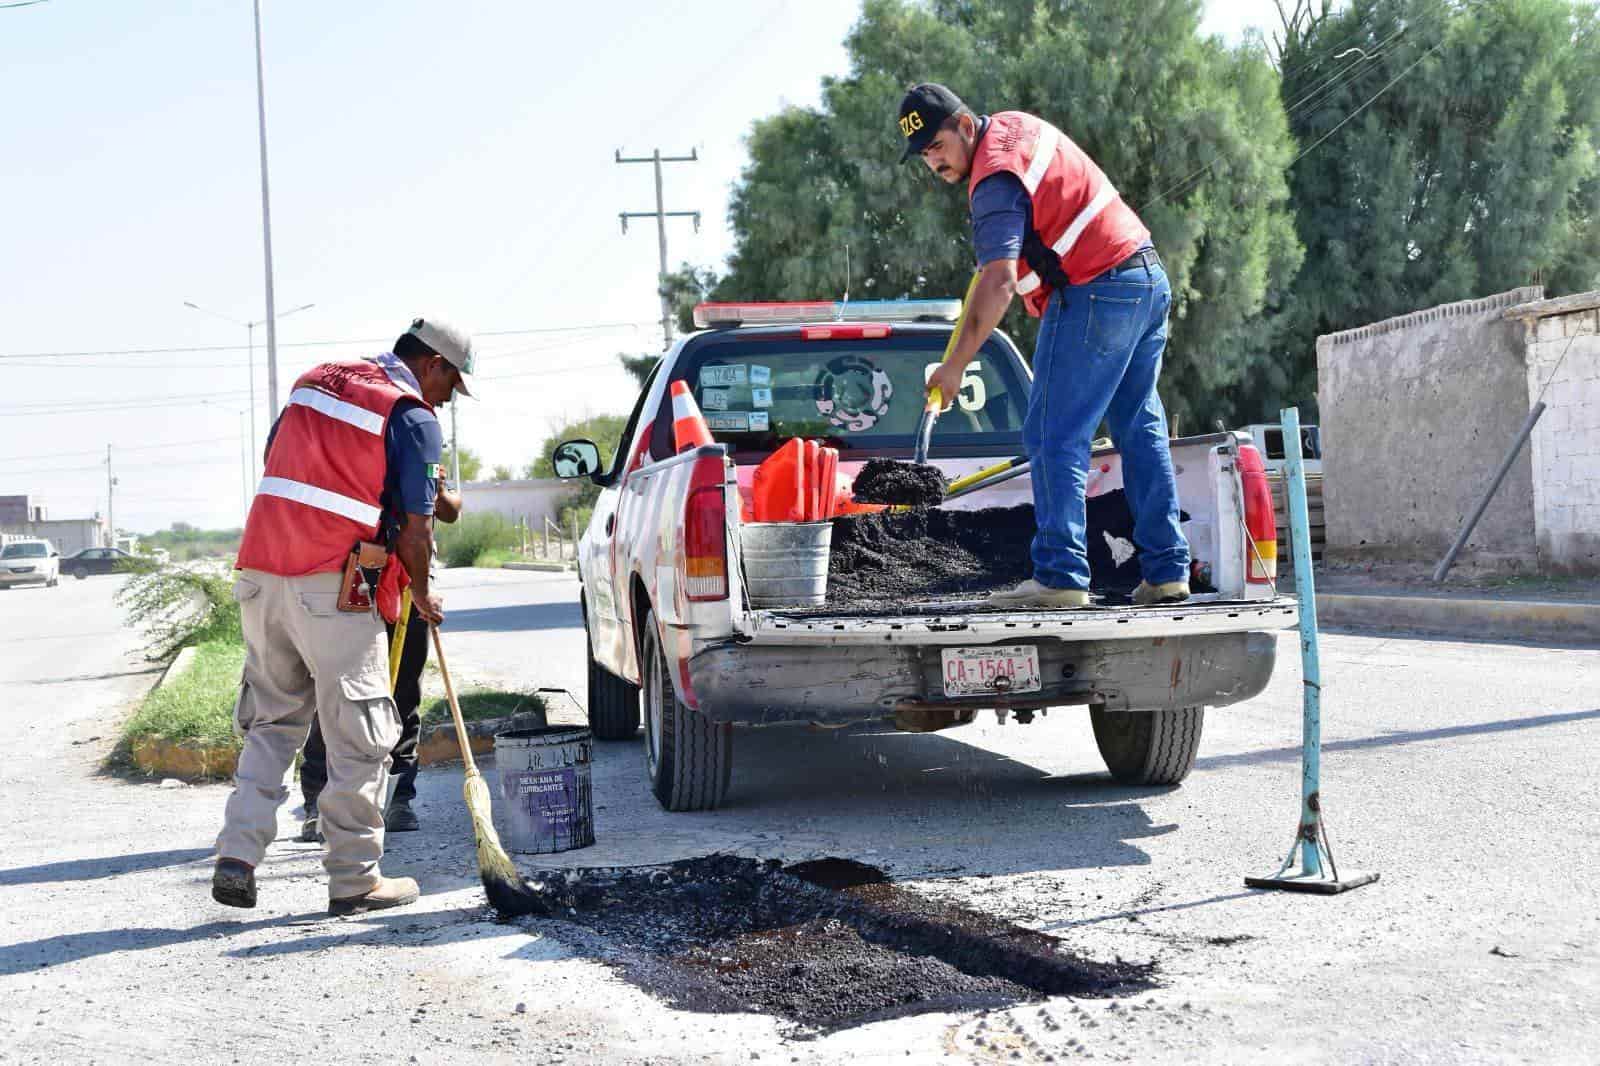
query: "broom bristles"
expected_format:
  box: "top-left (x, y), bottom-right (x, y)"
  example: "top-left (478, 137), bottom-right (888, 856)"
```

top-left (462, 769), bottom-right (554, 917)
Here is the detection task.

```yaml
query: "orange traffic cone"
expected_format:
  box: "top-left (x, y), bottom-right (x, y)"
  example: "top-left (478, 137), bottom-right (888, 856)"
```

top-left (670, 380), bottom-right (714, 453)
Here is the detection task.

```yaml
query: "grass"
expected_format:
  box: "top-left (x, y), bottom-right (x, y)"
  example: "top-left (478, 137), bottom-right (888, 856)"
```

top-left (473, 547), bottom-right (520, 568)
top-left (119, 639), bottom-right (246, 749)
top-left (420, 688), bottom-right (545, 728)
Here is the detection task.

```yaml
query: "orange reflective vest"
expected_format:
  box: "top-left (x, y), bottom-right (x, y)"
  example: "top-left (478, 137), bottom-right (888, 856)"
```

top-left (968, 111), bottom-right (1150, 317)
top-left (236, 359), bottom-right (432, 581)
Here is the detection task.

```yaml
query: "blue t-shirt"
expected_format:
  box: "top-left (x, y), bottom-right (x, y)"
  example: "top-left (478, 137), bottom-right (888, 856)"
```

top-left (968, 116), bottom-right (1030, 267)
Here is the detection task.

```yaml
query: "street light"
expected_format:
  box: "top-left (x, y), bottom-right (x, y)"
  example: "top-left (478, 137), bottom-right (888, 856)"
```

top-left (184, 300), bottom-right (313, 485)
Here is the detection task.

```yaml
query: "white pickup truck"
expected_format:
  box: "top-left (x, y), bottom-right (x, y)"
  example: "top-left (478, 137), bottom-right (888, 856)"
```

top-left (554, 300), bottom-right (1296, 811)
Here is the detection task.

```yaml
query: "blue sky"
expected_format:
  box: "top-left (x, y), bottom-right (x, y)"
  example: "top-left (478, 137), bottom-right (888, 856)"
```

top-left (0, 0), bottom-right (1281, 533)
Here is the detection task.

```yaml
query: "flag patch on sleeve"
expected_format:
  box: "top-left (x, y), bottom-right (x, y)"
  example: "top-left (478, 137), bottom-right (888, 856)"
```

top-left (425, 463), bottom-right (445, 479)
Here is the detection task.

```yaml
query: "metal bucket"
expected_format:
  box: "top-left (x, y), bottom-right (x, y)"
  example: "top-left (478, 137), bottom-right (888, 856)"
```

top-left (740, 521), bottom-right (832, 607)
top-left (493, 726), bottom-right (595, 854)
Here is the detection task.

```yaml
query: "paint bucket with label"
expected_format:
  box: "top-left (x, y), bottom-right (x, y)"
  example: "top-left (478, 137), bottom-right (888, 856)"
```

top-left (740, 521), bottom-right (832, 606)
top-left (493, 726), bottom-right (595, 853)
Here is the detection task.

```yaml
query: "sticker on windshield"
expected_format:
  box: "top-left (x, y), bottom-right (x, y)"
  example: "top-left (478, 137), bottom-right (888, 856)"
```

top-left (751, 387), bottom-right (773, 408)
top-left (749, 365), bottom-right (772, 387)
top-left (748, 411), bottom-right (770, 432)
top-left (701, 388), bottom-right (732, 411)
top-left (706, 412), bottom-right (750, 432)
top-left (814, 354), bottom-right (893, 432)
top-left (699, 364), bottom-right (748, 388)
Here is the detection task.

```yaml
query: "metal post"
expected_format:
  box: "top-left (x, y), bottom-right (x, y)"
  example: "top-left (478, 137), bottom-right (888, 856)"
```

top-left (1432, 401), bottom-right (1547, 583)
top-left (105, 445), bottom-right (115, 547)
top-left (542, 517), bottom-right (550, 559)
top-left (252, 0), bottom-right (281, 417)
top-left (450, 404), bottom-right (461, 484)
top-left (240, 411), bottom-right (250, 512)
top-left (1245, 405), bottom-right (1377, 894)
top-left (1283, 406), bottom-right (1322, 876)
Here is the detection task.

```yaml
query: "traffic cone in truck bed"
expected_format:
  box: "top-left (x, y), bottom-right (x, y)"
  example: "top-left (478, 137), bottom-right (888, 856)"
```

top-left (670, 380), bottom-right (714, 453)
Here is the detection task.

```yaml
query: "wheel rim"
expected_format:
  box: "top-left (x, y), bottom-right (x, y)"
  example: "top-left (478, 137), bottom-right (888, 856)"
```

top-left (642, 631), bottom-right (665, 781)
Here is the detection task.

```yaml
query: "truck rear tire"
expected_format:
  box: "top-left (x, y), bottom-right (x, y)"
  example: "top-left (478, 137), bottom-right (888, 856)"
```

top-left (586, 631), bottom-right (641, 740)
top-left (1090, 705), bottom-right (1205, 786)
top-left (640, 609), bottom-right (731, 811)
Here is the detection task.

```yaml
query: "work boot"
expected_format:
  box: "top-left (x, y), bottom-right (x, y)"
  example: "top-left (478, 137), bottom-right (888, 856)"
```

top-left (212, 858), bottom-right (257, 909)
top-left (986, 579), bottom-right (1091, 609)
top-left (1132, 580), bottom-right (1190, 606)
top-left (384, 800), bottom-right (420, 833)
top-left (298, 802), bottom-right (322, 844)
top-left (329, 876), bottom-right (420, 917)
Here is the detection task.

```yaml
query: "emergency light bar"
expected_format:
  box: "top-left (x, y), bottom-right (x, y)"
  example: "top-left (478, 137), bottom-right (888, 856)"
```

top-left (692, 298), bottom-right (962, 329)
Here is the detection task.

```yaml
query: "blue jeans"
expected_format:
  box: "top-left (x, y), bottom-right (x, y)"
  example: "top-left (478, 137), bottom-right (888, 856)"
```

top-left (1022, 257), bottom-right (1190, 591)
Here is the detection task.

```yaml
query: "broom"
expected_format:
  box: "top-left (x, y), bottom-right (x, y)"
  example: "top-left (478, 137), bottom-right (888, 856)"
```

top-left (429, 623), bottom-right (551, 917)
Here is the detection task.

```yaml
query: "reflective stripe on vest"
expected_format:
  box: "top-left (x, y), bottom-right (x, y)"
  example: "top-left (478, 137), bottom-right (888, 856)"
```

top-left (286, 386), bottom-right (386, 436)
top-left (256, 476), bottom-right (382, 527)
top-left (969, 111), bottom-right (1149, 314)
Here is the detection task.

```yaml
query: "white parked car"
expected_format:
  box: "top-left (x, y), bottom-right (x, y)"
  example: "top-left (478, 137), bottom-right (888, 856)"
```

top-left (0, 538), bottom-right (60, 588)
top-left (1239, 422), bottom-right (1321, 476)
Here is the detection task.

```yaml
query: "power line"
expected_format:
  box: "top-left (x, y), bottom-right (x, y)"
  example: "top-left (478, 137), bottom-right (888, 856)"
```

top-left (0, 321), bottom-right (655, 361)
top-left (1287, 41), bottom-right (1445, 168)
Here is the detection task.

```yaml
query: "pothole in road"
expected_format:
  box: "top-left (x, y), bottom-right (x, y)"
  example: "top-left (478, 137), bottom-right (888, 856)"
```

top-left (521, 855), bottom-right (1153, 1034)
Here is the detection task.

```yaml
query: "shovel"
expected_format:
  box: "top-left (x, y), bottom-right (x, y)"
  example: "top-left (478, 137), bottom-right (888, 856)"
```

top-left (914, 270), bottom-right (981, 465)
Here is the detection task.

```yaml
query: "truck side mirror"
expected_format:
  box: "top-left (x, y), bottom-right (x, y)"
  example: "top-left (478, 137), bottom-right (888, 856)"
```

top-left (552, 439), bottom-right (604, 482)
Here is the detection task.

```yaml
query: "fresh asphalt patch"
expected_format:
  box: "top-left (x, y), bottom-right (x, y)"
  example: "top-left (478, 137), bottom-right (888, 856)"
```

top-left (514, 855), bottom-right (1153, 1034)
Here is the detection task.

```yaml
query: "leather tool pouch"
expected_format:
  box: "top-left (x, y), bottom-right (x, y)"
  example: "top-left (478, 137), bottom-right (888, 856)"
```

top-left (337, 541), bottom-right (389, 612)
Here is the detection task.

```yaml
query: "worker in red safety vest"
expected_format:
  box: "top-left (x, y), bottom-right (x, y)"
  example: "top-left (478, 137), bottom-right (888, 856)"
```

top-left (899, 84), bottom-right (1191, 608)
top-left (212, 317), bottom-right (474, 915)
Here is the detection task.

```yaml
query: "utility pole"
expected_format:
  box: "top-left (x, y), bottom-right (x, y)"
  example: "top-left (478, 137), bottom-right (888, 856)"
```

top-left (253, 0), bottom-right (282, 417)
top-left (105, 445), bottom-right (116, 548)
top-left (617, 148), bottom-right (701, 350)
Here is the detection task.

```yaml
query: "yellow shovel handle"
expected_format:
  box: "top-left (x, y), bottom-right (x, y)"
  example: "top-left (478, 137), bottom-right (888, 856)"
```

top-left (388, 587), bottom-right (412, 692)
top-left (926, 270), bottom-right (983, 413)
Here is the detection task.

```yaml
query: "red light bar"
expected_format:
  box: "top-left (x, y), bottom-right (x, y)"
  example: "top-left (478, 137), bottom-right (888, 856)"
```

top-left (800, 324), bottom-right (891, 341)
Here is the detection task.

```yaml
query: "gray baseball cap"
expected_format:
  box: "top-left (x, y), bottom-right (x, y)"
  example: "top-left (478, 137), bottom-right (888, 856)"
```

top-left (406, 316), bottom-right (476, 397)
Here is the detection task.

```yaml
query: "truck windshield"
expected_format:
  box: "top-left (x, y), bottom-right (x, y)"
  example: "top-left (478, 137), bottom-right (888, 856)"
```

top-left (666, 333), bottom-right (1029, 459)
top-left (1, 543), bottom-right (46, 559)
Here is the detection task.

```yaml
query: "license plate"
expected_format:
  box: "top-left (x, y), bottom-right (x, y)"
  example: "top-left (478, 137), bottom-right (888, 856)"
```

top-left (940, 645), bottom-right (1042, 697)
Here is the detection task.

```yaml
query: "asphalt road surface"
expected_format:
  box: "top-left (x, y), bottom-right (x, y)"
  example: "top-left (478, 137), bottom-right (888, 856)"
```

top-left (1, 568), bottom-right (1596, 1063)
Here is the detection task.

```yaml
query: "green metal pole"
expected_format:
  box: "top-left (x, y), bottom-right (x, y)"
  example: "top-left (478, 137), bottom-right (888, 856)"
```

top-left (1281, 407), bottom-right (1322, 876)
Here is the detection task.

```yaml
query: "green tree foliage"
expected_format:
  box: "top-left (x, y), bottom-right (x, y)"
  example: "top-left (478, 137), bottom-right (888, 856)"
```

top-left (1271, 0), bottom-right (1600, 411)
top-left (490, 464), bottom-right (514, 481)
top-left (140, 524), bottom-right (243, 561)
top-left (116, 562), bottom-right (242, 661)
top-left (698, 0), bottom-right (1301, 428)
top-left (441, 445), bottom-right (482, 482)
top-left (435, 512), bottom-right (519, 569)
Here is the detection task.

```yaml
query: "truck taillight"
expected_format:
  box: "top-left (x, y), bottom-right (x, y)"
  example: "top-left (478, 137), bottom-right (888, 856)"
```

top-left (1237, 444), bottom-right (1277, 584)
top-left (684, 455), bottom-right (728, 601)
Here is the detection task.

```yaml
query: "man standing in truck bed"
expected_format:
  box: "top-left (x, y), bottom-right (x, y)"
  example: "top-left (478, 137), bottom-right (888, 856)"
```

top-left (900, 83), bottom-right (1190, 607)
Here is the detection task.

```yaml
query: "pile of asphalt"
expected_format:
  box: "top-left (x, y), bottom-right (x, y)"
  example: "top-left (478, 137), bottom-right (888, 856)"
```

top-left (826, 504), bottom-right (1037, 608)
top-left (527, 856), bottom-right (1152, 1033)
top-left (849, 458), bottom-right (949, 507)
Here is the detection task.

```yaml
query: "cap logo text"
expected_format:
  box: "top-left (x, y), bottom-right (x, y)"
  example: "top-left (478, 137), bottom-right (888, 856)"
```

top-left (899, 110), bottom-right (924, 138)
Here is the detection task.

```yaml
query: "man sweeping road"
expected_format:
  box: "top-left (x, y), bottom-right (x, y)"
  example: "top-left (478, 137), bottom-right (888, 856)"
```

top-left (298, 470), bottom-right (461, 843)
top-left (899, 83), bottom-right (1190, 607)
top-left (213, 317), bottom-right (475, 915)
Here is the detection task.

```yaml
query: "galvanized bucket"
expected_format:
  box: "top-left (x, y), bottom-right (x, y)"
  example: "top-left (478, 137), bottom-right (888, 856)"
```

top-left (740, 521), bottom-right (832, 607)
top-left (494, 726), bottom-right (595, 854)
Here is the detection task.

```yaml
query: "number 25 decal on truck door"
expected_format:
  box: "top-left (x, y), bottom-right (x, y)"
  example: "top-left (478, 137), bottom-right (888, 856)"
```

top-left (925, 361), bottom-right (988, 412)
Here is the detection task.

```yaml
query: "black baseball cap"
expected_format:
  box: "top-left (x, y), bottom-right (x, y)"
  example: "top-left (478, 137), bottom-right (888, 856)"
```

top-left (897, 83), bottom-right (968, 161)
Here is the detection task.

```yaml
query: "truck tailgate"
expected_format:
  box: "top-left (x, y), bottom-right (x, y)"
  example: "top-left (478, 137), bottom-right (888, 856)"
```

top-left (741, 596), bottom-right (1298, 647)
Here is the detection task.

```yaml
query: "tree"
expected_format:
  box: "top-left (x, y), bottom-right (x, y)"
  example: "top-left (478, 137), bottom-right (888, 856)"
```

top-left (695, 0), bottom-right (1302, 428)
top-left (527, 413), bottom-right (630, 479)
top-left (490, 464), bottom-right (514, 481)
top-left (1270, 0), bottom-right (1600, 411)
top-left (441, 445), bottom-right (482, 482)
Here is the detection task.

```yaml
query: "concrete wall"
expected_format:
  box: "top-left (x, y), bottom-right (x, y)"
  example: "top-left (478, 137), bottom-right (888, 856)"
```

top-left (0, 517), bottom-right (108, 557)
top-left (459, 478), bottom-right (581, 530)
top-left (1317, 287), bottom-right (1544, 571)
top-left (1509, 292), bottom-right (1600, 574)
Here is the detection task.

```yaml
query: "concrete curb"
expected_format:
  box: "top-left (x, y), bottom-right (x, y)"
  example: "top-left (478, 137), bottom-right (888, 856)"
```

top-left (501, 561), bottom-right (572, 573)
top-left (1319, 591), bottom-right (1600, 644)
top-left (156, 645), bottom-right (198, 690)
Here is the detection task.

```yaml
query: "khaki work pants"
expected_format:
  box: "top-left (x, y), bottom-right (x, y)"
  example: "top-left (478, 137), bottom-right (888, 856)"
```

top-left (215, 569), bottom-right (399, 899)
